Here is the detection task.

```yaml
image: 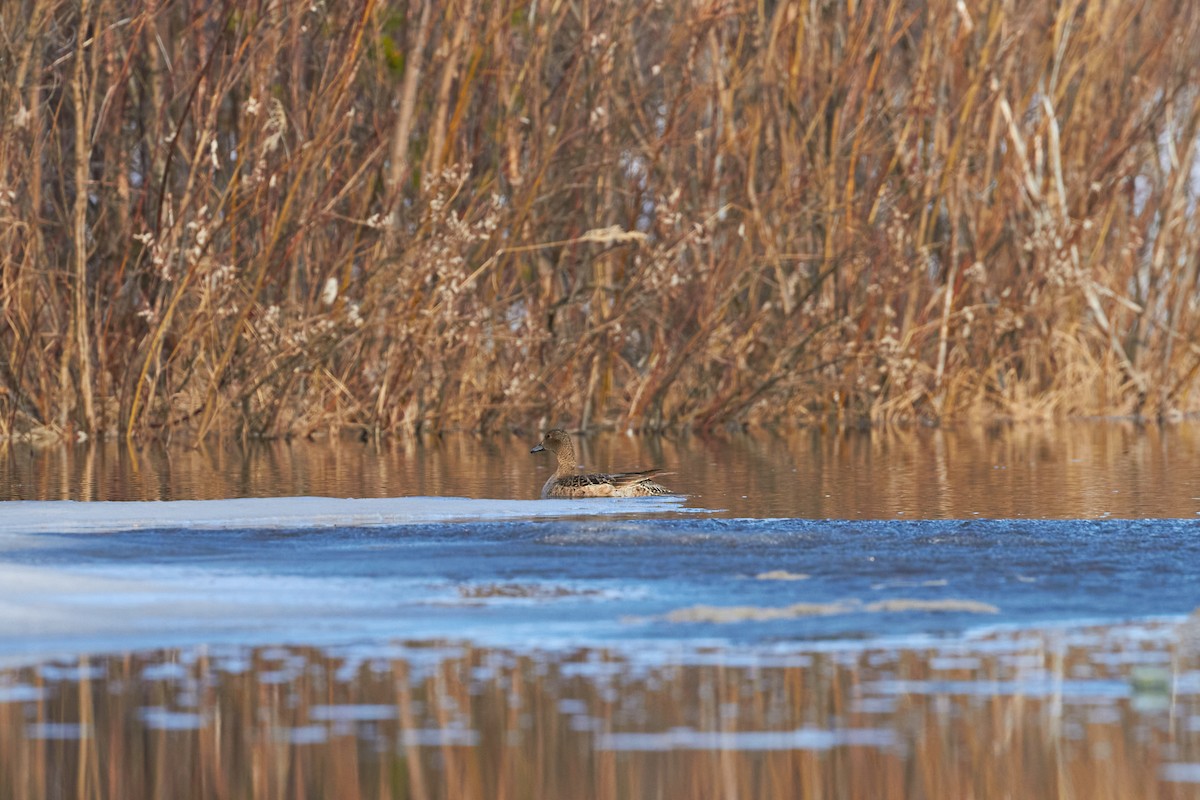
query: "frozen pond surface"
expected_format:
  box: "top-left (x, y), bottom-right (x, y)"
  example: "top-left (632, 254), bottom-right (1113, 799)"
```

top-left (1, 496), bottom-right (1197, 660)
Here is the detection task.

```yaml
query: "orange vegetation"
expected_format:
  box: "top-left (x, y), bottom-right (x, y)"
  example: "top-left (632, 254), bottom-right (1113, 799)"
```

top-left (2, 0), bottom-right (1199, 439)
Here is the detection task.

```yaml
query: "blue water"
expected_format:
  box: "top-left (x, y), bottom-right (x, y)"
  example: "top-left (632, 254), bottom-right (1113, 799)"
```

top-left (4, 512), bottom-right (1198, 658)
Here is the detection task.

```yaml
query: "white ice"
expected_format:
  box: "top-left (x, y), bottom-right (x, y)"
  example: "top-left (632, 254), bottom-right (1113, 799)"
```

top-left (0, 495), bottom-right (693, 536)
top-left (0, 495), bottom-right (696, 662)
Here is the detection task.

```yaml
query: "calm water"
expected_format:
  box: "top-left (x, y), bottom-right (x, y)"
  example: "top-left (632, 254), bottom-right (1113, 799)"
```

top-left (2, 423), bottom-right (1200, 799)
top-left (4, 421), bottom-right (1200, 517)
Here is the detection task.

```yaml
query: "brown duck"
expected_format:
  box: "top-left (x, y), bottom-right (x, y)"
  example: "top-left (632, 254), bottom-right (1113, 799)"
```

top-left (530, 429), bottom-right (673, 498)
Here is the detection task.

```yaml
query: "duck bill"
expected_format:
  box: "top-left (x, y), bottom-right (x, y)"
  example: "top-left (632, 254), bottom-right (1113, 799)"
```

top-left (530, 444), bottom-right (545, 453)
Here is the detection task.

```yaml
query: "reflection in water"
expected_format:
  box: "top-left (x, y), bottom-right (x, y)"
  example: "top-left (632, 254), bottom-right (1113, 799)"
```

top-left (1, 620), bottom-right (1198, 800)
top-left (3, 422), bottom-right (1200, 518)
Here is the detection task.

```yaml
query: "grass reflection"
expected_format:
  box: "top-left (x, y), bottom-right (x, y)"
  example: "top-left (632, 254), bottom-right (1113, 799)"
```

top-left (1, 619), bottom-right (1198, 799)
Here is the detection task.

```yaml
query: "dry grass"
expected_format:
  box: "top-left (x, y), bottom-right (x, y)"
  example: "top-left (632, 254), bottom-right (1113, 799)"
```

top-left (2, 0), bottom-right (1199, 439)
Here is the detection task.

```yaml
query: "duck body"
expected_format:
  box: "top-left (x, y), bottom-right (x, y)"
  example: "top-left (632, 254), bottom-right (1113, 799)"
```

top-left (538, 468), bottom-right (672, 499)
top-left (530, 429), bottom-right (673, 499)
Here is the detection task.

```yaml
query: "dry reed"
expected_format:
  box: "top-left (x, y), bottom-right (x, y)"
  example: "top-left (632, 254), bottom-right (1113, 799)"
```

top-left (2, 0), bottom-right (1199, 439)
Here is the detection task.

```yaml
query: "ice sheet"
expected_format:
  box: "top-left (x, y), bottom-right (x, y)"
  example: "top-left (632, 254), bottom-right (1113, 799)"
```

top-left (0, 507), bottom-right (1197, 665)
top-left (0, 495), bottom-right (695, 535)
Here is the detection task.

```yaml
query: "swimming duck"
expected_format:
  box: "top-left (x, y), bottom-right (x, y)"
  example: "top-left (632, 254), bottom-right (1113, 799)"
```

top-left (530, 429), bottom-right (673, 498)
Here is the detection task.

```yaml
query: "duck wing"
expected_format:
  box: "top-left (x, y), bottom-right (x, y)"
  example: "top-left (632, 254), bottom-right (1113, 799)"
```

top-left (605, 468), bottom-right (671, 490)
top-left (543, 468), bottom-right (673, 498)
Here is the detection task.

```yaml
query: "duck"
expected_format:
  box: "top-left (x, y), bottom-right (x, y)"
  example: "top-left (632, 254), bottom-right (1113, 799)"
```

top-left (530, 428), bottom-right (673, 498)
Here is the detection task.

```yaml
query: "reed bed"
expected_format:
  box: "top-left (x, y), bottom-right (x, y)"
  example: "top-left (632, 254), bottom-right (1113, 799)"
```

top-left (2, 0), bottom-right (1199, 439)
top-left (0, 621), bottom-right (1196, 799)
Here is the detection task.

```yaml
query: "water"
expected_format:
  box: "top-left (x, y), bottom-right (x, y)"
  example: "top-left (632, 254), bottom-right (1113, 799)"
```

top-left (2, 423), bottom-right (1200, 798)
top-left (3, 513), bottom-right (1198, 656)
top-left (7, 625), bottom-right (1198, 799)
top-left (5, 421), bottom-right (1200, 518)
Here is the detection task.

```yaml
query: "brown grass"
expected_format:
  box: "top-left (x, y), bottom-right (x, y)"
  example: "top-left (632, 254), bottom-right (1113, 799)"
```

top-left (2, 0), bottom-right (1199, 440)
